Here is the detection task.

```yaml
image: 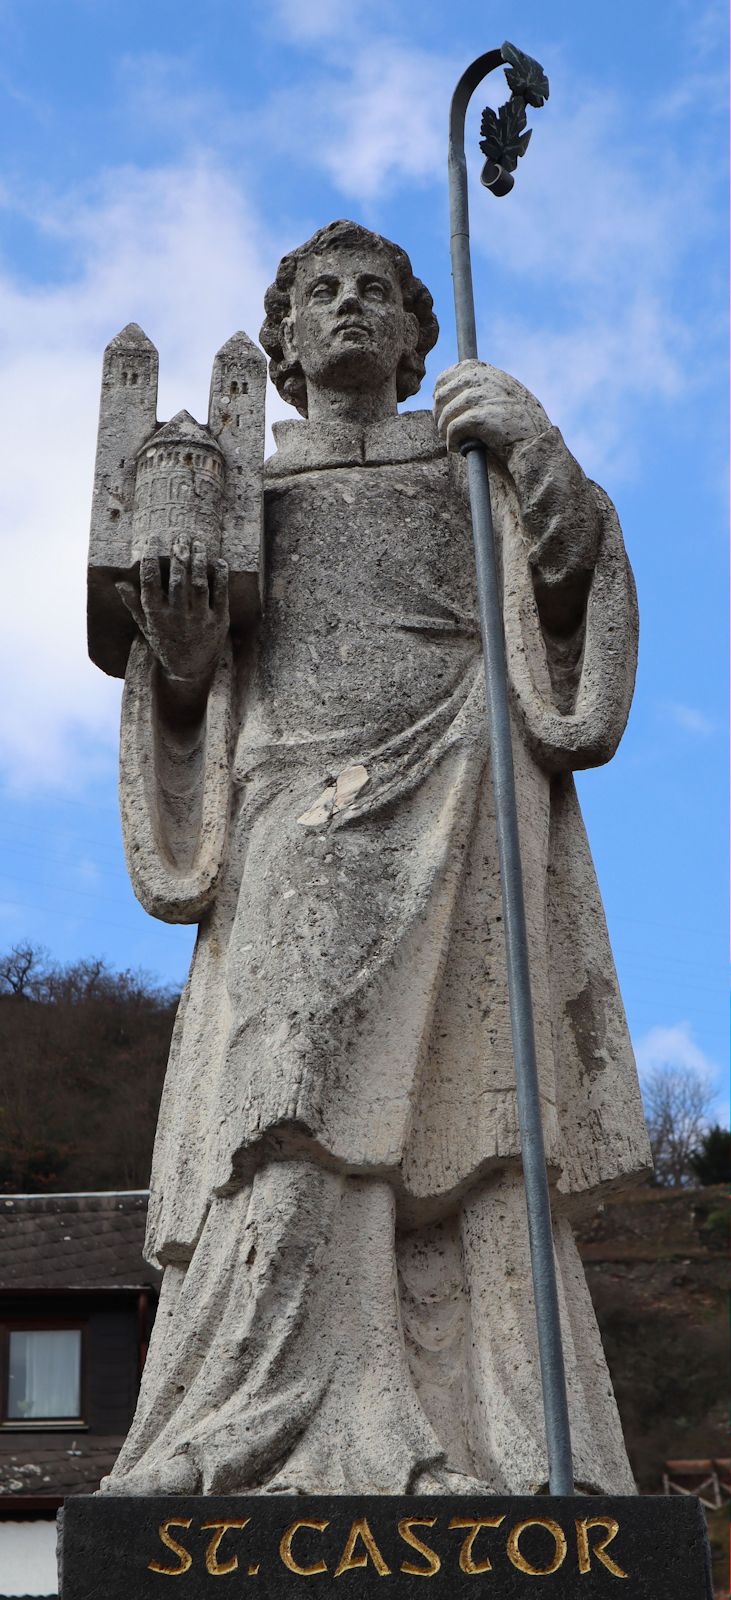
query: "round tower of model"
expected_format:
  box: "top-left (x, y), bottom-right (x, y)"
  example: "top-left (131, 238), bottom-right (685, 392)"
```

top-left (132, 410), bottom-right (225, 563)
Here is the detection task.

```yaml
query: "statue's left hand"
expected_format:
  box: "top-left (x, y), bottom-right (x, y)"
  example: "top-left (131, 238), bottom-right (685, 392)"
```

top-left (116, 535), bottom-right (230, 691)
top-left (434, 360), bottom-right (550, 460)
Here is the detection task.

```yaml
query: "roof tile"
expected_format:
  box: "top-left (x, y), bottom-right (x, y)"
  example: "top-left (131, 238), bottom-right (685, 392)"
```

top-left (0, 1433), bottom-right (123, 1496)
top-left (0, 1194), bottom-right (160, 1290)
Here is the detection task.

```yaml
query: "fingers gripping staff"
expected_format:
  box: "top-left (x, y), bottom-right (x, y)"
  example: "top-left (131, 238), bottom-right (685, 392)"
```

top-left (434, 360), bottom-right (550, 459)
top-left (444, 45), bottom-right (575, 1498)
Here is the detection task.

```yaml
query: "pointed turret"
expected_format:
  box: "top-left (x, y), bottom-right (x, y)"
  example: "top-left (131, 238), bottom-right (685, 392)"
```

top-left (88, 325), bottom-right (160, 675)
top-left (92, 323), bottom-right (159, 557)
top-left (208, 331), bottom-right (266, 619)
top-left (145, 410), bottom-right (217, 450)
top-left (106, 321), bottom-right (154, 348)
top-left (100, 323), bottom-right (158, 419)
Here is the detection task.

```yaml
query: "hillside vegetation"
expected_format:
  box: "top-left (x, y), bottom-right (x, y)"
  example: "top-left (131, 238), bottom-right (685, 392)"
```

top-left (0, 945), bottom-right (175, 1191)
top-left (578, 1183), bottom-right (729, 1591)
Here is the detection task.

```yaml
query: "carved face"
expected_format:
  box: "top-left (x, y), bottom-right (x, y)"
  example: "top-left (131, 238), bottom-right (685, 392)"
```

top-left (282, 244), bottom-right (418, 396)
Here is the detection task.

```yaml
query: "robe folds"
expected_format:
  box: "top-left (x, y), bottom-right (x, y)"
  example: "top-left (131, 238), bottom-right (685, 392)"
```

top-left (120, 405), bottom-right (651, 1271)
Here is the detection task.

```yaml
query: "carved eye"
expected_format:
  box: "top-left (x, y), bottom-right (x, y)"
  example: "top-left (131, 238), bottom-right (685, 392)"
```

top-left (363, 280), bottom-right (387, 302)
top-left (310, 281), bottom-right (335, 302)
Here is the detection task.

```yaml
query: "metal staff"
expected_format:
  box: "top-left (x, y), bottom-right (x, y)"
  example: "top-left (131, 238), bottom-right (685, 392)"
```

top-left (448, 43), bottom-right (574, 1497)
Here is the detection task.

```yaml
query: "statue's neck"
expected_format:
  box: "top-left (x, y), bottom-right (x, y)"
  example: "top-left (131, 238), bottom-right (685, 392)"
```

top-left (304, 377), bottom-right (398, 427)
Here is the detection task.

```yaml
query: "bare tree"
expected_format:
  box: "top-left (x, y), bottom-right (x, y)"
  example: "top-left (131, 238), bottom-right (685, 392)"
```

top-left (0, 943), bottom-right (177, 1190)
top-left (0, 942), bottom-right (50, 998)
top-left (643, 1066), bottom-right (716, 1186)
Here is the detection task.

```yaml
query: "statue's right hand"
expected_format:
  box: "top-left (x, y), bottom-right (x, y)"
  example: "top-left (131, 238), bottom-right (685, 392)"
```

top-left (434, 360), bottom-right (550, 460)
top-left (116, 535), bottom-right (229, 689)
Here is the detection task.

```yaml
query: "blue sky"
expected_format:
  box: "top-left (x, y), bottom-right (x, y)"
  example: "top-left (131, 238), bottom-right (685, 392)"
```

top-left (0, 0), bottom-right (727, 1116)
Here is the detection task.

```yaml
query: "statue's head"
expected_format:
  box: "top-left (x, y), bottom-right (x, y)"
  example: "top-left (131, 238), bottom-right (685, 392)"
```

top-left (260, 220), bottom-right (439, 417)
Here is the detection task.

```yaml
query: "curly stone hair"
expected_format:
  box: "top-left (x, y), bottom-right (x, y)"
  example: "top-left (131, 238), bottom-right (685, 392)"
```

top-left (259, 220), bottom-right (439, 417)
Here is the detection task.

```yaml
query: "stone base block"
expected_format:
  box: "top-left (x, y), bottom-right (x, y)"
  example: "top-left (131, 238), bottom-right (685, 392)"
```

top-left (58, 1493), bottom-right (713, 1597)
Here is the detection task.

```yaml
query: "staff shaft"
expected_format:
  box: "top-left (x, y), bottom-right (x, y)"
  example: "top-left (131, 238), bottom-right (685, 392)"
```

top-left (448, 52), bottom-right (574, 1498)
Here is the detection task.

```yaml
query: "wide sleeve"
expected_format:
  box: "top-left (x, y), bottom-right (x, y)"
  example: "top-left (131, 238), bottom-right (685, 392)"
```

top-left (119, 636), bottom-right (234, 922)
top-left (491, 427), bottom-right (638, 772)
top-left (508, 426), bottom-right (602, 632)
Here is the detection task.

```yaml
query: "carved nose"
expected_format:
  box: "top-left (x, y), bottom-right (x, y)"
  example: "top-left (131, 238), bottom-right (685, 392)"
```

top-left (336, 288), bottom-right (362, 313)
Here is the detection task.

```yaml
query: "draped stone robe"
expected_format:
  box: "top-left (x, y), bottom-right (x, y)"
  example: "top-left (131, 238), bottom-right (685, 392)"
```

top-left (109, 400), bottom-right (651, 1495)
top-left (122, 405), bottom-right (648, 1261)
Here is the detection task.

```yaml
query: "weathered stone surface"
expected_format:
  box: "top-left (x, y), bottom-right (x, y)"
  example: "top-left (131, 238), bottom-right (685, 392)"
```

top-left (87, 325), bottom-right (265, 677)
top-left (59, 1495), bottom-right (713, 1598)
top-left (87, 322), bottom-right (159, 676)
top-left (132, 412), bottom-right (225, 565)
top-left (208, 329), bottom-right (267, 626)
top-left (89, 220), bottom-right (651, 1501)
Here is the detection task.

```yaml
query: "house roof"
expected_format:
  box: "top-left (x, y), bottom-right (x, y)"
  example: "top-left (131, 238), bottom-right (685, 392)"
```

top-left (0, 1433), bottom-right (123, 1501)
top-left (0, 1193), bottom-right (161, 1291)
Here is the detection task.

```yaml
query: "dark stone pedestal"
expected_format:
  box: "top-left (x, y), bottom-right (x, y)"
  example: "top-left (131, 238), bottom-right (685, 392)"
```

top-left (58, 1493), bottom-right (713, 1598)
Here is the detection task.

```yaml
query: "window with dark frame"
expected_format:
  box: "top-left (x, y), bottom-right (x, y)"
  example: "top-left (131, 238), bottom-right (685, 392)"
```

top-left (2, 1323), bottom-right (84, 1425)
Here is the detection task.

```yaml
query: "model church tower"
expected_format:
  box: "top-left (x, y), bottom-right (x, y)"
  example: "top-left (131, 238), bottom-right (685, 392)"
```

top-left (87, 323), bottom-right (265, 676)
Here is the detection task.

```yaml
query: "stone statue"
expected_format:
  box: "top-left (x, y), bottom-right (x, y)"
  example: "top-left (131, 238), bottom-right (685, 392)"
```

top-left (90, 220), bottom-right (651, 1499)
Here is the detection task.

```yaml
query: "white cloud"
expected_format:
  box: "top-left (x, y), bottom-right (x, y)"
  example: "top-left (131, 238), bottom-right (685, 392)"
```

top-left (636, 1021), bottom-right (726, 1124)
top-left (671, 0), bottom-right (728, 69)
top-left (0, 160), bottom-right (289, 792)
top-left (665, 702), bottom-right (716, 737)
top-left (264, 40), bottom-right (456, 201)
top-left (488, 295), bottom-right (689, 480)
top-left (116, 54), bottom-right (245, 152)
top-left (78, 858), bottom-right (102, 885)
top-left (468, 70), bottom-right (714, 477)
top-left (267, 0), bottom-right (394, 44)
top-left (651, 64), bottom-right (727, 121)
top-left (636, 1021), bottom-right (717, 1080)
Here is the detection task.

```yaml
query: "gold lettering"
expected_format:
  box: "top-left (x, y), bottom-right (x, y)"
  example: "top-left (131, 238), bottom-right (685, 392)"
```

top-left (448, 1517), bottom-right (505, 1574)
top-left (398, 1518), bottom-right (441, 1577)
top-left (148, 1518), bottom-right (193, 1576)
top-left (200, 1519), bottom-right (250, 1576)
top-left (334, 1519), bottom-right (391, 1578)
top-left (507, 1518), bottom-right (567, 1576)
top-left (280, 1519), bottom-right (330, 1576)
top-left (576, 1518), bottom-right (628, 1578)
